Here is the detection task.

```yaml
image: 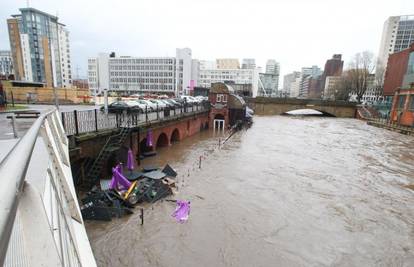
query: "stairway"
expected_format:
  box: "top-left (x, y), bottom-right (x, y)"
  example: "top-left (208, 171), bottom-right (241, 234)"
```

top-left (84, 126), bottom-right (131, 187)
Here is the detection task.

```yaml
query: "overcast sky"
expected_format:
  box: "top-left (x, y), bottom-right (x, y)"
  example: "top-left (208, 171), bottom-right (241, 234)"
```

top-left (1, 0), bottom-right (414, 80)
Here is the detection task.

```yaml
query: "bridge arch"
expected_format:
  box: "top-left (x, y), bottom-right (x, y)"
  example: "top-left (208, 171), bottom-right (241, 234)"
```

top-left (170, 128), bottom-right (180, 143)
top-left (156, 132), bottom-right (169, 148)
top-left (282, 108), bottom-right (336, 117)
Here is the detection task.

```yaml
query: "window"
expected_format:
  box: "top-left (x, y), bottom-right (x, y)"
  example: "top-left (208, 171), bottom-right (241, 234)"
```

top-left (409, 96), bottom-right (414, 111)
top-left (407, 52), bottom-right (414, 75)
top-left (398, 95), bottom-right (406, 110)
top-left (216, 94), bottom-right (227, 103)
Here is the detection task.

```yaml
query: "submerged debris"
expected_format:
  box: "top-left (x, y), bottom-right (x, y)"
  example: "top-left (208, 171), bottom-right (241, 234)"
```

top-left (81, 164), bottom-right (177, 221)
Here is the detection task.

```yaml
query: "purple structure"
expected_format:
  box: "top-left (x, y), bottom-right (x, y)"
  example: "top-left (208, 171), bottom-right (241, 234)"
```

top-left (109, 166), bottom-right (132, 191)
top-left (127, 148), bottom-right (135, 171)
top-left (172, 200), bottom-right (191, 223)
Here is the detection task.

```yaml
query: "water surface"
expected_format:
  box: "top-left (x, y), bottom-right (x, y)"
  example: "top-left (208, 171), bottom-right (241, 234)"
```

top-left (86, 116), bottom-right (414, 267)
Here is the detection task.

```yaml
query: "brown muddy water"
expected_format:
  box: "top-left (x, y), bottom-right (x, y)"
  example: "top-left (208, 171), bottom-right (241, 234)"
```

top-left (85, 116), bottom-right (414, 267)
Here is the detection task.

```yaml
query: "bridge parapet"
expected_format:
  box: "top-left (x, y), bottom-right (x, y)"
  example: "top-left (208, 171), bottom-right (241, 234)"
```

top-left (247, 97), bottom-right (357, 118)
top-left (0, 109), bottom-right (96, 266)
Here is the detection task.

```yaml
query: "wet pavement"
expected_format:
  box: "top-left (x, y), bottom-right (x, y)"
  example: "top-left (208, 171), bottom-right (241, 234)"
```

top-left (85, 116), bottom-right (414, 267)
top-left (0, 104), bottom-right (96, 139)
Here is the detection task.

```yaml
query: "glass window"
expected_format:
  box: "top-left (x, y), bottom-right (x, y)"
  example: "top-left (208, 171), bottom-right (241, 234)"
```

top-left (407, 52), bottom-right (414, 75)
top-left (398, 95), bottom-right (406, 109)
top-left (409, 96), bottom-right (414, 111)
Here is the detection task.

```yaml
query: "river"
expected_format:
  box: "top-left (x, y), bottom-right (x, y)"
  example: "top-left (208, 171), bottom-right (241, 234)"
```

top-left (85, 116), bottom-right (414, 267)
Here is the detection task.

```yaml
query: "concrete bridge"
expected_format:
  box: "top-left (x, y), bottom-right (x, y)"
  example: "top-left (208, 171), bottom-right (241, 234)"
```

top-left (247, 97), bottom-right (357, 118)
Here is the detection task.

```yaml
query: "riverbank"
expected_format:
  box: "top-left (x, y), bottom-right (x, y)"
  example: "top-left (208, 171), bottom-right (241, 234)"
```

top-left (367, 119), bottom-right (414, 136)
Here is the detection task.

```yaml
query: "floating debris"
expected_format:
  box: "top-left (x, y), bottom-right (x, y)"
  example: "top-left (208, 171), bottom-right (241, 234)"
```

top-left (172, 200), bottom-right (191, 223)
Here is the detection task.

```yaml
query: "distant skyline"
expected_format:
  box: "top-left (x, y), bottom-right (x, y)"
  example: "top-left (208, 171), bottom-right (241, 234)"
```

top-left (1, 0), bottom-right (413, 79)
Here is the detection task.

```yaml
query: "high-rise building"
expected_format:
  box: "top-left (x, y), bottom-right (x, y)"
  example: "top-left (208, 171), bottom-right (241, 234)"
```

top-left (319, 54), bottom-right (344, 98)
top-left (377, 15), bottom-right (414, 77)
top-left (88, 48), bottom-right (194, 96)
top-left (283, 71), bottom-right (301, 97)
top-left (301, 65), bottom-right (322, 78)
top-left (0, 50), bottom-right (13, 76)
top-left (265, 59), bottom-right (280, 75)
top-left (216, 58), bottom-right (240, 69)
top-left (241, 58), bottom-right (256, 69)
top-left (7, 8), bottom-right (72, 87)
top-left (258, 59), bottom-right (280, 96)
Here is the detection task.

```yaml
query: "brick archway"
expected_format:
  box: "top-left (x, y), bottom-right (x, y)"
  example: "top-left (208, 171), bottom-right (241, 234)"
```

top-left (156, 132), bottom-right (169, 148)
top-left (170, 128), bottom-right (180, 143)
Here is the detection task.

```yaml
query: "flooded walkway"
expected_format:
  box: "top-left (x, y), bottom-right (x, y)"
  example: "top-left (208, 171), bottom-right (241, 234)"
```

top-left (86, 116), bottom-right (414, 267)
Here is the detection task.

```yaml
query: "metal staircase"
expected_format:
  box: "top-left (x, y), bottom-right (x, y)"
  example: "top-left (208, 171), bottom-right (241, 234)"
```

top-left (84, 126), bottom-right (131, 187)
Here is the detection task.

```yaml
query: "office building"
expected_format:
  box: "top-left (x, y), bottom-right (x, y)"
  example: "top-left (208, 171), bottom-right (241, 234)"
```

top-left (241, 58), bottom-right (256, 69)
top-left (258, 59), bottom-right (280, 97)
top-left (323, 76), bottom-right (343, 100)
top-left (216, 58), bottom-right (240, 69)
top-left (7, 8), bottom-right (72, 87)
top-left (377, 15), bottom-right (414, 77)
top-left (88, 48), bottom-right (194, 96)
top-left (283, 71), bottom-right (301, 97)
top-left (0, 51), bottom-right (13, 76)
top-left (198, 61), bottom-right (259, 96)
top-left (318, 54), bottom-right (344, 98)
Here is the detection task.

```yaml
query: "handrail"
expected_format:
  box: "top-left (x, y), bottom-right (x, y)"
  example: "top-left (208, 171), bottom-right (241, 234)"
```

top-left (0, 108), bottom-right (56, 265)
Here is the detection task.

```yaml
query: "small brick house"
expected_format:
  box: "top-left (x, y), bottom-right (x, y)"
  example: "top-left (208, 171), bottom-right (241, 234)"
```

top-left (208, 82), bottom-right (246, 129)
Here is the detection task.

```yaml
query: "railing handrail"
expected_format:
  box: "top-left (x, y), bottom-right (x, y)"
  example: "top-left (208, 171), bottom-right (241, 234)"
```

top-left (0, 108), bottom-right (56, 265)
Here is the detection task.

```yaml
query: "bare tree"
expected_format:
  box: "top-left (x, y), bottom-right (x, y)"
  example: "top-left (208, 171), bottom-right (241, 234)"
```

top-left (346, 51), bottom-right (375, 103)
top-left (333, 75), bottom-right (352, 101)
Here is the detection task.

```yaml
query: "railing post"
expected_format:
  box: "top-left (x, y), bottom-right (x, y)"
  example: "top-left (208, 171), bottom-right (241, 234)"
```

top-left (74, 110), bottom-right (79, 136)
top-left (94, 109), bottom-right (98, 132)
top-left (156, 104), bottom-right (159, 120)
top-left (145, 106), bottom-right (148, 123)
top-left (61, 112), bottom-right (66, 132)
top-left (116, 113), bottom-right (119, 128)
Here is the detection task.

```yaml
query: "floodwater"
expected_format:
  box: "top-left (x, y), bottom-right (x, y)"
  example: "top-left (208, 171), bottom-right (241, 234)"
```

top-left (85, 116), bottom-right (414, 267)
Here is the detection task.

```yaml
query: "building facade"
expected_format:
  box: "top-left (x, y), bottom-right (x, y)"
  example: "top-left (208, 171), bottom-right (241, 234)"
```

top-left (383, 43), bottom-right (414, 98)
top-left (88, 48), bottom-right (194, 96)
top-left (0, 51), bottom-right (13, 76)
top-left (323, 76), bottom-right (342, 100)
top-left (198, 67), bottom-right (259, 97)
top-left (7, 8), bottom-right (72, 87)
top-left (258, 59), bottom-right (280, 97)
top-left (377, 15), bottom-right (414, 77)
top-left (216, 58), bottom-right (240, 69)
top-left (241, 58), bottom-right (256, 69)
top-left (283, 71), bottom-right (301, 97)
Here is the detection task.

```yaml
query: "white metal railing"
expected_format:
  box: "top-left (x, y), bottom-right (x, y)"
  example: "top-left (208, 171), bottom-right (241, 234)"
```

top-left (0, 109), bottom-right (96, 267)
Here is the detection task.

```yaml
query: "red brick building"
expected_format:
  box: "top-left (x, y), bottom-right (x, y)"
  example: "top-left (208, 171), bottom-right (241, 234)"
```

top-left (390, 86), bottom-right (414, 126)
top-left (383, 43), bottom-right (414, 96)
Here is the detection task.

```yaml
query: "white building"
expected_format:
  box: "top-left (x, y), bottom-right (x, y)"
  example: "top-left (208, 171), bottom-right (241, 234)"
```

top-left (323, 76), bottom-right (342, 100)
top-left (301, 65), bottom-right (322, 78)
top-left (0, 50), bottom-right (13, 76)
top-left (377, 15), bottom-right (414, 76)
top-left (290, 76), bottom-right (302, 98)
top-left (216, 58), bottom-right (240, 69)
top-left (242, 58), bottom-right (256, 69)
top-left (58, 24), bottom-right (72, 88)
top-left (88, 48), bottom-right (194, 96)
top-left (283, 71), bottom-right (301, 97)
top-left (198, 66), bottom-right (259, 97)
top-left (7, 8), bottom-right (72, 87)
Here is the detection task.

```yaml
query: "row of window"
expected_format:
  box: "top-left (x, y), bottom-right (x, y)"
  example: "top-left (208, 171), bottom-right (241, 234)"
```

top-left (110, 65), bottom-right (174, 71)
top-left (111, 84), bottom-right (174, 90)
top-left (109, 71), bottom-right (174, 77)
top-left (110, 58), bottom-right (174, 65)
top-left (110, 78), bottom-right (174, 83)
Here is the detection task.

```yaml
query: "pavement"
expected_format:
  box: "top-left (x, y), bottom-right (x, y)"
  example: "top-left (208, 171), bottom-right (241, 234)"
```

top-left (0, 104), bottom-right (98, 140)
